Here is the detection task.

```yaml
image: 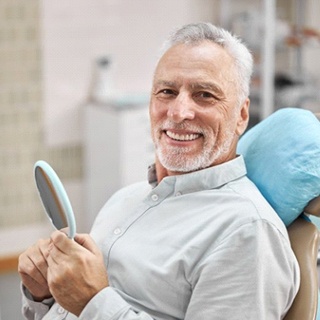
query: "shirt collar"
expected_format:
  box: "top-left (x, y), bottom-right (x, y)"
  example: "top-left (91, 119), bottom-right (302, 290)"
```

top-left (148, 155), bottom-right (247, 193)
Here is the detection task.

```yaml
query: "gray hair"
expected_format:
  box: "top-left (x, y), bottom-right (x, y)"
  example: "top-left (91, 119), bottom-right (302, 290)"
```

top-left (161, 22), bottom-right (253, 105)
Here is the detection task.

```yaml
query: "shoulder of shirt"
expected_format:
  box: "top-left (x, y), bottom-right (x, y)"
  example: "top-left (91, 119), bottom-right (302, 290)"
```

top-left (226, 176), bottom-right (289, 237)
top-left (105, 180), bottom-right (151, 204)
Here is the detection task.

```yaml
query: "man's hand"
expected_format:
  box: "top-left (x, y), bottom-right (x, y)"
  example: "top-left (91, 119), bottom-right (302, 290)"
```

top-left (46, 231), bottom-right (109, 317)
top-left (18, 238), bottom-right (52, 301)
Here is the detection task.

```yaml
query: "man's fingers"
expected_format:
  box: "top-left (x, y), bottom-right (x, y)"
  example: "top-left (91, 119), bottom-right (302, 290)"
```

top-left (18, 240), bottom-right (49, 282)
top-left (17, 238), bottom-right (53, 301)
top-left (18, 253), bottom-right (48, 289)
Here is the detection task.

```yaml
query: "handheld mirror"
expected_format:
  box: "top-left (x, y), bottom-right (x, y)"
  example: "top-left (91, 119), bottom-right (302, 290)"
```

top-left (34, 160), bottom-right (76, 239)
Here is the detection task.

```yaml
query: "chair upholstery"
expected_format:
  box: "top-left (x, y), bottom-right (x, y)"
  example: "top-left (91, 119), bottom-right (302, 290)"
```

top-left (284, 200), bottom-right (320, 320)
top-left (284, 109), bottom-right (320, 320)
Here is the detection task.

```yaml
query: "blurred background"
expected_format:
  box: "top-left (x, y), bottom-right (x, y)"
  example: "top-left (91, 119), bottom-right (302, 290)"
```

top-left (0, 0), bottom-right (319, 318)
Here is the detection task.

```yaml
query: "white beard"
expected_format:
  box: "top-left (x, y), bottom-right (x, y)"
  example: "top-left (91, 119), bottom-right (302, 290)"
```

top-left (153, 120), bottom-right (235, 172)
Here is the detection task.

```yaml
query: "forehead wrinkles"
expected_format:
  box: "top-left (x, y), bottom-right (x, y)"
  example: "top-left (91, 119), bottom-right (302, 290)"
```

top-left (155, 79), bottom-right (223, 91)
top-left (153, 60), bottom-right (234, 93)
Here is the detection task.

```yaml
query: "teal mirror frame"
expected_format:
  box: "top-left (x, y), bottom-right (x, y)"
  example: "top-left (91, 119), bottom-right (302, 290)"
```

top-left (34, 160), bottom-right (76, 239)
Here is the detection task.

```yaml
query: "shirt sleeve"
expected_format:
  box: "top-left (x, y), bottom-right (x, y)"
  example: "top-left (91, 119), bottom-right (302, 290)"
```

top-left (21, 284), bottom-right (55, 320)
top-left (184, 220), bottom-right (300, 320)
top-left (79, 287), bottom-right (155, 320)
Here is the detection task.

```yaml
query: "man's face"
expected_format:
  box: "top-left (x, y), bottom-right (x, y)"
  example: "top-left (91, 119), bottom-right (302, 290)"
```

top-left (149, 41), bottom-right (249, 174)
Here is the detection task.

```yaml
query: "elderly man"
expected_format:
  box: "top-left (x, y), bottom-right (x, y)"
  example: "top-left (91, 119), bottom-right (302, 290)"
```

top-left (18, 22), bottom-right (299, 320)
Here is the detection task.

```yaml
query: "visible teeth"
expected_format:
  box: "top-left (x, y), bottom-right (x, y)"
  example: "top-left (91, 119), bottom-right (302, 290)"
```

top-left (166, 131), bottom-right (200, 141)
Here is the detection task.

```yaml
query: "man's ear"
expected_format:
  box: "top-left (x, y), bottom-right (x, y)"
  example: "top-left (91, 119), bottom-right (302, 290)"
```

top-left (236, 98), bottom-right (250, 136)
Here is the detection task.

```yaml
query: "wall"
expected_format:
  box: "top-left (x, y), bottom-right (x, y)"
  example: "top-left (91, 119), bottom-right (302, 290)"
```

top-left (0, 1), bottom-right (45, 317)
top-left (0, 0), bottom-right (44, 228)
top-left (41, 0), bottom-right (218, 147)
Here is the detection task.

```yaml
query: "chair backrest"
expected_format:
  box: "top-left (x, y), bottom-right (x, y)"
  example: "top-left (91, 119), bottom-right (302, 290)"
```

top-left (284, 197), bottom-right (320, 320)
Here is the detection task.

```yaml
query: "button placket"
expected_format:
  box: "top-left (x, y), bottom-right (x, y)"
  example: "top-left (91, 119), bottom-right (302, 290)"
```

top-left (151, 193), bottom-right (159, 202)
top-left (56, 305), bottom-right (68, 319)
top-left (113, 227), bottom-right (122, 235)
top-left (58, 306), bottom-right (65, 313)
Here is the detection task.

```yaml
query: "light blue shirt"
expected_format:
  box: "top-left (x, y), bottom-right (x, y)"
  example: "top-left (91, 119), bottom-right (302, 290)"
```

top-left (22, 156), bottom-right (299, 319)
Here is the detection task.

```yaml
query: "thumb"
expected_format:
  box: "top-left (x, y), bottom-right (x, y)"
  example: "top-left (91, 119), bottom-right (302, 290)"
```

top-left (74, 233), bottom-right (100, 255)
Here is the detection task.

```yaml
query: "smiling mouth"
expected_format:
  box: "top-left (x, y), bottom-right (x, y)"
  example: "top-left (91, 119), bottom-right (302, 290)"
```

top-left (165, 130), bottom-right (201, 141)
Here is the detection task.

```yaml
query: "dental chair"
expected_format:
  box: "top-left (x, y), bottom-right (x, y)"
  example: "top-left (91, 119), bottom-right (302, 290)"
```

top-left (238, 108), bottom-right (320, 320)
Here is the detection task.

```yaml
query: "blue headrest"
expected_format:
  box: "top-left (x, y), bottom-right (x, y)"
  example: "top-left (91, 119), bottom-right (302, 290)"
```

top-left (237, 108), bottom-right (320, 226)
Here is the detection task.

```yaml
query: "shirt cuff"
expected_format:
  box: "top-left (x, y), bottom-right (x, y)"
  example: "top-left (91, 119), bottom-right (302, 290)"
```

top-left (79, 287), bottom-right (131, 320)
top-left (21, 283), bottom-right (54, 308)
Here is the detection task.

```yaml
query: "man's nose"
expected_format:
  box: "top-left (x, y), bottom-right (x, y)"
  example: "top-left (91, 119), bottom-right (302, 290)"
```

top-left (167, 94), bottom-right (195, 123)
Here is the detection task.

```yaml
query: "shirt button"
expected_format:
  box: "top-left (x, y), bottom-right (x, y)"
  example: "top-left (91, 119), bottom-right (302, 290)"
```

top-left (114, 228), bottom-right (122, 235)
top-left (151, 194), bottom-right (159, 201)
top-left (175, 191), bottom-right (182, 196)
top-left (57, 307), bottom-right (65, 314)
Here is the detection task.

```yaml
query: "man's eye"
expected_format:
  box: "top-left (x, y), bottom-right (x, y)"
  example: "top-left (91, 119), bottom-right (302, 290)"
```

top-left (160, 89), bottom-right (175, 95)
top-left (197, 91), bottom-right (214, 99)
top-left (155, 89), bottom-right (176, 98)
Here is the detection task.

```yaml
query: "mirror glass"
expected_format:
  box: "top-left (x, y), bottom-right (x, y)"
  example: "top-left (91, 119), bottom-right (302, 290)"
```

top-left (34, 160), bottom-right (76, 239)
